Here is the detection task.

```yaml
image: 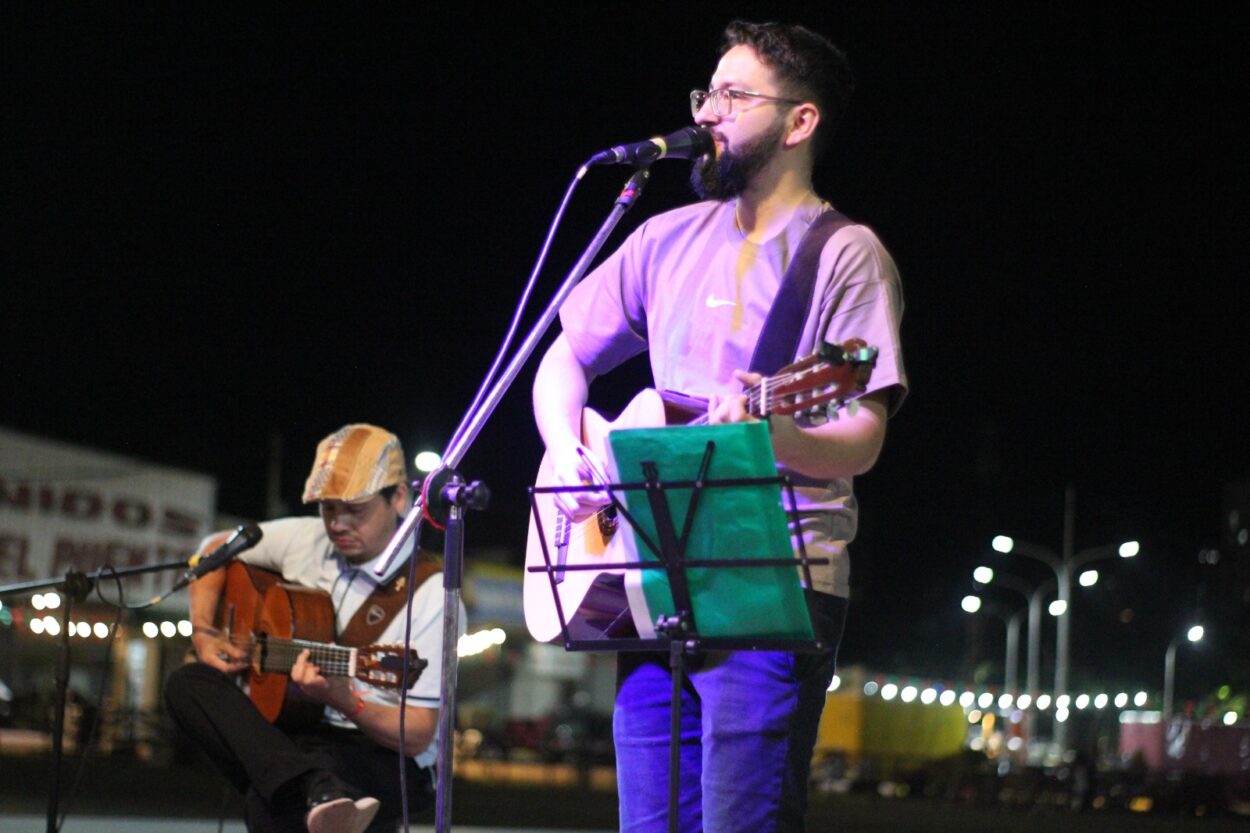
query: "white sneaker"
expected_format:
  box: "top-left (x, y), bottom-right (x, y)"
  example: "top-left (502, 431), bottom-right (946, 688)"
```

top-left (305, 795), bottom-right (380, 833)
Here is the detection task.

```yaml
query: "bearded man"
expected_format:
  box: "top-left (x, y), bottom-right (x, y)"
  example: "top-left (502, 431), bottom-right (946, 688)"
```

top-left (532, 20), bottom-right (907, 833)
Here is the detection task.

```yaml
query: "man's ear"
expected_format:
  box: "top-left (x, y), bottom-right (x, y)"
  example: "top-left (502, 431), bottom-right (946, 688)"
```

top-left (392, 480), bottom-right (412, 515)
top-left (784, 102), bottom-right (821, 149)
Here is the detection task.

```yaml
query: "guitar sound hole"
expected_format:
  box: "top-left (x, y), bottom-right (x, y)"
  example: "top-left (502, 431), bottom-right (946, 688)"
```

top-left (598, 506), bottom-right (618, 538)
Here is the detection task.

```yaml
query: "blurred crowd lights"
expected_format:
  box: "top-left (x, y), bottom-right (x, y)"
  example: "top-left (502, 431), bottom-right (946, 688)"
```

top-left (457, 627), bottom-right (506, 658)
top-left (31, 592), bottom-right (62, 610)
top-left (140, 620), bottom-right (194, 639)
top-left (848, 677), bottom-right (1174, 721)
top-left (30, 616), bottom-right (114, 639)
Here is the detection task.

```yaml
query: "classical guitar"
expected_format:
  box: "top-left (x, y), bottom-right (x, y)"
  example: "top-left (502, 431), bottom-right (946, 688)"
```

top-left (523, 339), bottom-right (878, 643)
top-left (214, 561), bottom-right (426, 728)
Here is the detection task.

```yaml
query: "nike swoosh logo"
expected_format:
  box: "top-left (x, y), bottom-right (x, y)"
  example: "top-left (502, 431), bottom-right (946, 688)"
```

top-left (705, 294), bottom-right (737, 309)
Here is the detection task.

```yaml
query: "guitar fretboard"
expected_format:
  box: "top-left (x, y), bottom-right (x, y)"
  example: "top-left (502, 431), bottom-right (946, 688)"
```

top-left (255, 635), bottom-right (355, 678)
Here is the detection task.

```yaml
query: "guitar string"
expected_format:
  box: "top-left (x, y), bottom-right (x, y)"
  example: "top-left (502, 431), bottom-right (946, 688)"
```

top-left (226, 635), bottom-right (407, 685)
top-left (225, 636), bottom-right (353, 675)
top-left (745, 369), bottom-right (843, 414)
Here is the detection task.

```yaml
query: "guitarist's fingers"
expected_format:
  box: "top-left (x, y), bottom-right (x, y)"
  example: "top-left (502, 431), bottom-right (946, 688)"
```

top-left (554, 485), bottom-right (608, 523)
top-left (193, 632), bottom-right (248, 673)
top-left (550, 445), bottom-right (609, 522)
top-left (732, 369), bottom-right (764, 386)
top-left (707, 392), bottom-right (753, 424)
top-left (291, 649), bottom-right (317, 682)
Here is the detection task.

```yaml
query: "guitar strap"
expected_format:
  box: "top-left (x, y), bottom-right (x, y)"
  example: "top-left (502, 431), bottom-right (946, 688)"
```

top-left (747, 208), bottom-right (854, 376)
top-left (338, 551), bottom-right (443, 647)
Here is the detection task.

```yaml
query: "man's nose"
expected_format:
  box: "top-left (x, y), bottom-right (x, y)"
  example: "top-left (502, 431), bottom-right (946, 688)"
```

top-left (694, 100), bottom-right (720, 126)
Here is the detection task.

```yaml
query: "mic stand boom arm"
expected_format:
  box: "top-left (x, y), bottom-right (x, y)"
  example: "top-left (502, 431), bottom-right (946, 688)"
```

top-left (373, 166), bottom-right (651, 833)
top-left (373, 165), bottom-right (652, 579)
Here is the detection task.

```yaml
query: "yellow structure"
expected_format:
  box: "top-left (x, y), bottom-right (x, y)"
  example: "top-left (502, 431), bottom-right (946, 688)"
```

top-left (816, 684), bottom-right (966, 765)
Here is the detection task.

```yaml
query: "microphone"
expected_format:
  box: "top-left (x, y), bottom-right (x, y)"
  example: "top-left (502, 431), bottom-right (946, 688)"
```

top-left (172, 524), bottom-right (263, 592)
top-left (588, 126), bottom-right (713, 167)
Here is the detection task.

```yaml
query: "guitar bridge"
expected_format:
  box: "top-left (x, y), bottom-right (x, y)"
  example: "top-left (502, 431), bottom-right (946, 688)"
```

top-left (553, 513), bottom-right (570, 585)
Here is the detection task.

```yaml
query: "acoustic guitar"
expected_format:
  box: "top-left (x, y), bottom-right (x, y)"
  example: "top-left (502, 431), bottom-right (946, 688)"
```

top-left (523, 338), bottom-right (878, 643)
top-left (214, 561), bottom-right (425, 728)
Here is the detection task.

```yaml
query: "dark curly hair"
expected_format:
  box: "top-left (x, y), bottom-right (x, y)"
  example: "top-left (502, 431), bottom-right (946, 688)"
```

top-left (722, 20), bottom-right (855, 159)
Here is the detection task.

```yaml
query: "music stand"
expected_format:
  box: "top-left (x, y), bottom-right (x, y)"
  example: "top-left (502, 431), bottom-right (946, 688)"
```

top-left (527, 421), bottom-right (830, 833)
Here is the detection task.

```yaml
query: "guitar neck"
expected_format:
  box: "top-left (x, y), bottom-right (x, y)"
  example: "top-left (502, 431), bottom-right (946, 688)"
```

top-left (663, 339), bottom-right (877, 424)
top-left (255, 635), bottom-right (356, 679)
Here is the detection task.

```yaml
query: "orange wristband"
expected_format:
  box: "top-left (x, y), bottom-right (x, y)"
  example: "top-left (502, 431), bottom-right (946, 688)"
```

top-left (341, 696), bottom-right (366, 718)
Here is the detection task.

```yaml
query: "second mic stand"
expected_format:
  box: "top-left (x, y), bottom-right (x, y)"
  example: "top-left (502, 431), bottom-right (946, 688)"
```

top-left (0, 558), bottom-right (196, 833)
top-left (417, 468), bottom-right (489, 833)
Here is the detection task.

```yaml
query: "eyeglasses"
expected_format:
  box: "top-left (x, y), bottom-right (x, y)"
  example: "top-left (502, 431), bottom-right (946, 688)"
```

top-left (689, 88), bottom-right (802, 119)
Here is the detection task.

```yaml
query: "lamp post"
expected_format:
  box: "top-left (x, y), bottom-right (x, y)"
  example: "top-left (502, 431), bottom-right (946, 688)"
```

top-left (971, 567), bottom-right (1052, 702)
top-left (1163, 624), bottom-right (1205, 719)
top-left (991, 485), bottom-right (1139, 750)
top-left (961, 593), bottom-right (1025, 696)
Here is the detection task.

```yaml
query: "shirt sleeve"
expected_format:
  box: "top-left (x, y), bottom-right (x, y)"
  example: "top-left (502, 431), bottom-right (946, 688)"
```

top-left (558, 222), bottom-right (651, 377)
top-left (235, 517), bottom-right (326, 577)
top-left (816, 225), bottom-right (908, 416)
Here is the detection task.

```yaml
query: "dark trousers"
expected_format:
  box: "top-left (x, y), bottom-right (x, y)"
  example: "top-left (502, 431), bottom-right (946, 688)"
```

top-left (164, 663), bottom-right (433, 832)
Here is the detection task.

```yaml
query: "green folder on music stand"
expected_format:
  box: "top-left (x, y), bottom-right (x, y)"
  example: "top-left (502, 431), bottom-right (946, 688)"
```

top-left (604, 421), bottom-right (814, 642)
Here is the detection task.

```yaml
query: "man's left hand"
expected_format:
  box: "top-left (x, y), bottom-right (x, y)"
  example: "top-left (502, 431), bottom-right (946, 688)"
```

top-left (291, 649), bottom-right (356, 712)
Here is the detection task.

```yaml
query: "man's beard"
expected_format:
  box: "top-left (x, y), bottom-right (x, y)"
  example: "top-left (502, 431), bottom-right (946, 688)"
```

top-left (689, 118), bottom-right (787, 200)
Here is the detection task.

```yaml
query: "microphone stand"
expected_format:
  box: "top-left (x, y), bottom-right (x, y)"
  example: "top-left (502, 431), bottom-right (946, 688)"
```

top-left (0, 559), bottom-right (196, 833)
top-left (377, 165), bottom-right (653, 833)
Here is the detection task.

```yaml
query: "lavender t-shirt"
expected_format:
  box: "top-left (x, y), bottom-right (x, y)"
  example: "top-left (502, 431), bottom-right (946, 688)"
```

top-left (559, 198), bottom-right (906, 596)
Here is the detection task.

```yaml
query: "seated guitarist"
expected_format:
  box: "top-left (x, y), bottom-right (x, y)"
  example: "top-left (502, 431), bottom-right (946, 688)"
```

top-left (164, 424), bottom-right (458, 833)
top-left (532, 21), bottom-right (907, 833)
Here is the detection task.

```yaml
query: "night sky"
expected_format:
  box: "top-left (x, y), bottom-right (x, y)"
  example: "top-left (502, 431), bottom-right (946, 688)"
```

top-left (5, 6), bottom-right (1243, 698)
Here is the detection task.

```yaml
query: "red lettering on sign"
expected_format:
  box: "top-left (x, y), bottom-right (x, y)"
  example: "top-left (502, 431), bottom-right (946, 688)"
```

top-left (1, 480), bottom-right (205, 537)
top-left (112, 498), bottom-right (152, 528)
top-left (161, 508), bottom-right (200, 537)
top-left (52, 537), bottom-right (151, 575)
top-left (0, 480), bottom-right (32, 510)
top-left (0, 532), bottom-right (34, 580)
top-left (61, 491), bottom-right (103, 520)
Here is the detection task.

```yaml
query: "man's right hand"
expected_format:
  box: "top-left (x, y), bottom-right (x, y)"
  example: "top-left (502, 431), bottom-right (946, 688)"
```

top-left (548, 442), bottom-right (612, 523)
top-left (191, 626), bottom-right (251, 674)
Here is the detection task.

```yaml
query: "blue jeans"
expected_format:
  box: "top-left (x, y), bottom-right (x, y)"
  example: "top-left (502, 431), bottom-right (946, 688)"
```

top-left (614, 591), bottom-right (848, 833)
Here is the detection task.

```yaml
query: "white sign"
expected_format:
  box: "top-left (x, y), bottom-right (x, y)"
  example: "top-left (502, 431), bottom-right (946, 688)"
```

top-left (0, 427), bottom-right (216, 612)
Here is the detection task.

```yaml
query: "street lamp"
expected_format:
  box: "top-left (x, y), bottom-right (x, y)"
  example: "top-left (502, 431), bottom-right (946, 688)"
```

top-left (1163, 624), bottom-right (1205, 719)
top-left (961, 593), bottom-right (1025, 696)
top-left (991, 487), bottom-right (1139, 749)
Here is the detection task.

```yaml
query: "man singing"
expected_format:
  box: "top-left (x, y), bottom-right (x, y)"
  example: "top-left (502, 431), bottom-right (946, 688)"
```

top-left (532, 21), bottom-right (907, 832)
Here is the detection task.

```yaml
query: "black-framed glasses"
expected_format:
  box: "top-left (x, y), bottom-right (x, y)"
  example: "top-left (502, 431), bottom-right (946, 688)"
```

top-left (689, 88), bottom-right (803, 119)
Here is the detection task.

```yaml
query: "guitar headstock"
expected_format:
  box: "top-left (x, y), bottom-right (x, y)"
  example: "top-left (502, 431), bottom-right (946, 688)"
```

top-left (355, 644), bottom-right (428, 691)
top-left (760, 338), bottom-right (879, 421)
